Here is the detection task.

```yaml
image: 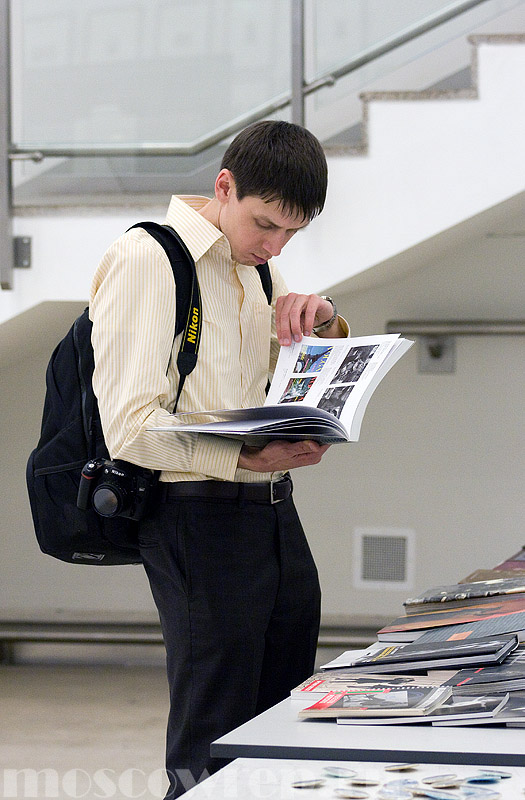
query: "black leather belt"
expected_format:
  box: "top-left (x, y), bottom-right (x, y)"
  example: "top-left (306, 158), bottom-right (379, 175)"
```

top-left (160, 475), bottom-right (292, 505)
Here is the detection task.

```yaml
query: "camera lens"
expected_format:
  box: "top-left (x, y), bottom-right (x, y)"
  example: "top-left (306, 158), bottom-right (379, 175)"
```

top-left (88, 460), bottom-right (144, 519)
top-left (92, 486), bottom-right (122, 517)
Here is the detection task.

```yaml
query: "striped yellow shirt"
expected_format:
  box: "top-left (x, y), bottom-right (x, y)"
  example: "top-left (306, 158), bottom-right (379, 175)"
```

top-left (89, 195), bottom-right (289, 483)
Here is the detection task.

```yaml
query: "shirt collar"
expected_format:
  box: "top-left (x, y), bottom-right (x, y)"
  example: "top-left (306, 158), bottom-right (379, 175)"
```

top-left (165, 195), bottom-right (227, 263)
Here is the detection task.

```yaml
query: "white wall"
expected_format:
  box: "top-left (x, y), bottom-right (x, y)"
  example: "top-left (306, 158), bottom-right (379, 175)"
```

top-left (0, 350), bottom-right (157, 615)
top-left (294, 228), bottom-right (525, 621)
top-left (2, 207), bottom-right (166, 326)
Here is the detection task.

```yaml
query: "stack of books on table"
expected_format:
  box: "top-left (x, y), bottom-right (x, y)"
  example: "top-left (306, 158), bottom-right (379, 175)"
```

top-left (295, 546), bottom-right (525, 726)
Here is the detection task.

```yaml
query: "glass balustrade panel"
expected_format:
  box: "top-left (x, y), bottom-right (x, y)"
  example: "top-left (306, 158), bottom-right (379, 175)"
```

top-left (11, 0), bottom-right (291, 148)
top-left (308, 0), bottom-right (477, 80)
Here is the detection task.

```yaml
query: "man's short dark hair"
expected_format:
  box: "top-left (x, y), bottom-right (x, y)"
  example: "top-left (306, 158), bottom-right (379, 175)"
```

top-left (221, 120), bottom-right (328, 222)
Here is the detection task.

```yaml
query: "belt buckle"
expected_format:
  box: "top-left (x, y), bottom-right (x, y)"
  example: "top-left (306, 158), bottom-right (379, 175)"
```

top-left (270, 477), bottom-right (282, 504)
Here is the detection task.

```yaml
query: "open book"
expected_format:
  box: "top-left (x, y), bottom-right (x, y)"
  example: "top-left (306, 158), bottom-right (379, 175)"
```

top-left (149, 333), bottom-right (413, 444)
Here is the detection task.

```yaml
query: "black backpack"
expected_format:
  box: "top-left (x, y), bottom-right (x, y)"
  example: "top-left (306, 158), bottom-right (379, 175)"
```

top-left (26, 222), bottom-right (272, 566)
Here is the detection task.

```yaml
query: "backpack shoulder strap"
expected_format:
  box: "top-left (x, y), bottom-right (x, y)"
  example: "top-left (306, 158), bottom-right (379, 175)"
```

top-left (256, 262), bottom-right (272, 305)
top-left (127, 221), bottom-right (197, 336)
top-left (73, 307), bottom-right (97, 445)
top-left (127, 221), bottom-right (202, 412)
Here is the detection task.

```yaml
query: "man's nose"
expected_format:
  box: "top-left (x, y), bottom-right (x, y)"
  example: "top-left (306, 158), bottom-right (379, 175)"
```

top-left (266, 243), bottom-right (282, 258)
top-left (263, 232), bottom-right (286, 258)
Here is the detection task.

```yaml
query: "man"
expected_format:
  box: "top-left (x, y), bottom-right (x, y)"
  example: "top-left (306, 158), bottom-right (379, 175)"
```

top-left (90, 120), bottom-right (348, 797)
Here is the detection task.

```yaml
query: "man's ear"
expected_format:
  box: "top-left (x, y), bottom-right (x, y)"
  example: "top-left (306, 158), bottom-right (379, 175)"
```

top-left (215, 169), bottom-right (235, 203)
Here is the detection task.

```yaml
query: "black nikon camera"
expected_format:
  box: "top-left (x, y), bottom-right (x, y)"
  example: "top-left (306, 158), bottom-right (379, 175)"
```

top-left (77, 458), bottom-right (157, 521)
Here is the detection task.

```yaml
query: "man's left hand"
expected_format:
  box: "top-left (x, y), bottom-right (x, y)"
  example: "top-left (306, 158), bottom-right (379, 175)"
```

top-left (275, 293), bottom-right (342, 346)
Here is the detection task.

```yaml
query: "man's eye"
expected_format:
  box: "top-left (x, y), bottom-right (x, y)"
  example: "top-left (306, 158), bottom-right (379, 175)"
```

top-left (256, 221), bottom-right (272, 230)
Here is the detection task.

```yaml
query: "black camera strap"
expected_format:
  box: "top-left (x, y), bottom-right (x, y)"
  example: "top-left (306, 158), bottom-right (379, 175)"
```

top-left (174, 258), bottom-right (202, 412)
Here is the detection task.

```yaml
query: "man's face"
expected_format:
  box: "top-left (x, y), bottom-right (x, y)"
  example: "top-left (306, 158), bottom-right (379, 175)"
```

top-left (218, 178), bottom-right (310, 266)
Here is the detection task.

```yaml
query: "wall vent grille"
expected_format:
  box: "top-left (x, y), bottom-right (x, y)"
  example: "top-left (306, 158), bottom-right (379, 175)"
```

top-left (353, 528), bottom-right (415, 589)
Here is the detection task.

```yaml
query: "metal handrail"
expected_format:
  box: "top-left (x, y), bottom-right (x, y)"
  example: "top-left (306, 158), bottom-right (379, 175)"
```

top-left (8, 92), bottom-right (292, 161)
top-left (386, 320), bottom-right (525, 336)
top-left (8, 0), bottom-right (489, 162)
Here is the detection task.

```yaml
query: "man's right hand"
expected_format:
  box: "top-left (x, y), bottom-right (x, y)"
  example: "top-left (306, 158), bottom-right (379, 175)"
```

top-left (238, 440), bottom-right (330, 472)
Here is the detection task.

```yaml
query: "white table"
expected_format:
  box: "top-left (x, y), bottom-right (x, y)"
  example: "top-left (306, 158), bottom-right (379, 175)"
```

top-left (184, 757), bottom-right (525, 799)
top-left (211, 697), bottom-right (525, 766)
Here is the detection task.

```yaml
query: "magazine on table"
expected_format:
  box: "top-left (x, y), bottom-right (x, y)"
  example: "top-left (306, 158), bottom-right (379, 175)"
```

top-left (493, 545), bottom-right (525, 572)
top-left (433, 691), bottom-right (525, 726)
top-left (149, 333), bottom-right (413, 444)
top-left (297, 686), bottom-right (451, 719)
top-left (291, 670), bottom-right (452, 700)
top-left (377, 595), bottom-right (525, 641)
top-left (416, 611), bottom-right (525, 644)
top-left (461, 568), bottom-right (525, 582)
top-left (403, 577), bottom-right (525, 613)
top-left (460, 546), bottom-right (525, 583)
top-left (442, 645), bottom-right (525, 693)
top-left (320, 635), bottom-right (518, 674)
top-left (337, 692), bottom-right (509, 725)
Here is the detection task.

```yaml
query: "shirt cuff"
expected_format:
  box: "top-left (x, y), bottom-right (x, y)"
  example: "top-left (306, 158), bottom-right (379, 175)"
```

top-left (191, 434), bottom-right (243, 481)
top-left (338, 315), bottom-right (350, 337)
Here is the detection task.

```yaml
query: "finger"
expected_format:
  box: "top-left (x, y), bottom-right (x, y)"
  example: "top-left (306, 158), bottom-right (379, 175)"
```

top-left (281, 440), bottom-right (326, 458)
top-left (288, 294), bottom-right (309, 343)
top-left (276, 293), bottom-right (306, 345)
top-left (264, 439), bottom-right (313, 457)
top-left (276, 295), bottom-right (295, 346)
top-left (302, 295), bottom-right (321, 337)
top-left (275, 294), bottom-right (295, 346)
top-left (285, 439), bottom-right (318, 454)
top-left (274, 295), bottom-right (287, 345)
top-left (290, 450), bottom-right (325, 467)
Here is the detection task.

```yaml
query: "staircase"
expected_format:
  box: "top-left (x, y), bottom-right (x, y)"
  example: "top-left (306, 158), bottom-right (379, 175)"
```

top-left (282, 34), bottom-right (525, 295)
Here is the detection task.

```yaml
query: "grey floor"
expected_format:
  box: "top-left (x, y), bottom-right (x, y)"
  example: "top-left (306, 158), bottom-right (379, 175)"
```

top-left (0, 663), bottom-right (170, 799)
top-left (0, 646), bottom-right (343, 799)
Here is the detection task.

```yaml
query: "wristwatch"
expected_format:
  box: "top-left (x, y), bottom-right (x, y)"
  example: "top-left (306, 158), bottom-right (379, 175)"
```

top-left (312, 296), bottom-right (337, 334)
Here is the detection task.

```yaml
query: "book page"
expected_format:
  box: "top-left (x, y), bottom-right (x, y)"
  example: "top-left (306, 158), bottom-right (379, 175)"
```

top-left (266, 334), bottom-right (407, 430)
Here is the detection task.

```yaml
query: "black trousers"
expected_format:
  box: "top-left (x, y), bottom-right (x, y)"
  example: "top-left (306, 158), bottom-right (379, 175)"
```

top-left (138, 489), bottom-right (321, 798)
